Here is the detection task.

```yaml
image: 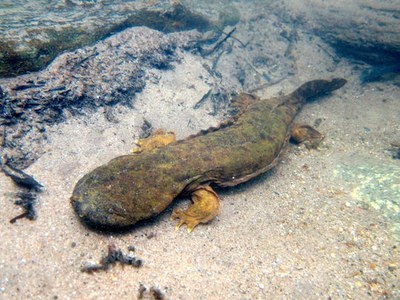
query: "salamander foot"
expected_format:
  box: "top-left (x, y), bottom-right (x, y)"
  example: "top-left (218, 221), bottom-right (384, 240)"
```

top-left (172, 185), bottom-right (220, 233)
top-left (131, 129), bottom-right (176, 153)
top-left (290, 123), bottom-right (324, 149)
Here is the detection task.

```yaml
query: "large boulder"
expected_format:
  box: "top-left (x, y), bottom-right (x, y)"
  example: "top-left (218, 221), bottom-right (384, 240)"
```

top-left (0, 0), bottom-right (239, 78)
top-left (273, 0), bottom-right (400, 64)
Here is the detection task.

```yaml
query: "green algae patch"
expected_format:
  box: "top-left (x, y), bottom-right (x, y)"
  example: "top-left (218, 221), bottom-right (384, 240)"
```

top-left (335, 161), bottom-right (400, 239)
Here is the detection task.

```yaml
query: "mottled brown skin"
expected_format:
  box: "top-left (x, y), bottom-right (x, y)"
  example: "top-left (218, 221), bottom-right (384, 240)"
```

top-left (71, 78), bottom-right (346, 230)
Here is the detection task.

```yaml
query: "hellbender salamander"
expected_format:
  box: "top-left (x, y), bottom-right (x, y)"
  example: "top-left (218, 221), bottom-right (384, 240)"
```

top-left (71, 78), bottom-right (346, 232)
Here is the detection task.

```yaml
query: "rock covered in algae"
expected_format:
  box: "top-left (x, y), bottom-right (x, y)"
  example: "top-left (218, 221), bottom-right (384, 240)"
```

top-left (0, 0), bottom-right (240, 77)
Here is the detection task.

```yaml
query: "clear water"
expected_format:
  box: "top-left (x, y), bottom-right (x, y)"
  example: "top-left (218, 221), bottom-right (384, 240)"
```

top-left (0, 0), bottom-right (399, 298)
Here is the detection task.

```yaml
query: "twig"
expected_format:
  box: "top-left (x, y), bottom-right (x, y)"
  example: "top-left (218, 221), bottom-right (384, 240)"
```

top-left (193, 89), bottom-right (212, 109)
top-left (212, 44), bottom-right (232, 71)
top-left (11, 83), bottom-right (45, 91)
top-left (243, 57), bottom-right (265, 79)
top-left (214, 25), bottom-right (246, 47)
top-left (0, 126), bottom-right (5, 148)
top-left (248, 75), bottom-right (289, 94)
top-left (201, 27), bottom-right (237, 56)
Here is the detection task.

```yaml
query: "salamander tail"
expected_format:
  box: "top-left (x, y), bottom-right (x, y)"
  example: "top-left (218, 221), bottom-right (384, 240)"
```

top-left (291, 78), bottom-right (347, 104)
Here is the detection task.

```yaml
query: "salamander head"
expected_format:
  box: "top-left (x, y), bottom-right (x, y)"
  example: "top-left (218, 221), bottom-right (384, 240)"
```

top-left (70, 160), bottom-right (174, 230)
top-left (70, 187), bottom-right (135, 230)
top-left (70, 164), bottom-right (152, 230)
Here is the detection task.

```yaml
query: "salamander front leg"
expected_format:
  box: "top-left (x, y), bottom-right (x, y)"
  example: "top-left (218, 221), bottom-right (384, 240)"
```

top-left (290, 123), bottom-right (324, 149)
top-left (131, 129), bottom-right (176, 153)
top-left (172, 185), bottom-right (220, 233)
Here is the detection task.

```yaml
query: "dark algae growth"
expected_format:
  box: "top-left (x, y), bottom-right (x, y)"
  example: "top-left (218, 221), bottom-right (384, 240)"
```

top-left (71, 79), bottom-right (346, 232)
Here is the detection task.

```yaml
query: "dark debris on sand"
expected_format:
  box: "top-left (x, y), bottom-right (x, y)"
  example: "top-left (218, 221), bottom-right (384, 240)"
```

top-left (1, 154), bottom-right (43, 223)
top-left (138, 283), bottom-right (165, 300)
top-left (9, 192), bottom-right (38, 224)
top-left (81, 244), bottom-right (143, 273)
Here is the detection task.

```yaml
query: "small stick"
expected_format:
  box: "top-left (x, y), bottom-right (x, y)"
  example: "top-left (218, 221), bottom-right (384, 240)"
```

top-left (214, 25), bottom-right (246, 47)
top-left (248, 75), bottom-right (289, 94)
top-left (0, 126), bottom-right (5, 147)
top-left (201, 27), bottom-right (237, 56)
top-left (193, 89), bottom-right (212, 109)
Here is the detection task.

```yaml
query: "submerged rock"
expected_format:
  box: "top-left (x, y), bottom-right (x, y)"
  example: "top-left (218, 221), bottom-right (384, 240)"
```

top-left (0, 27), bottom-right (205, 167)
top-left (273, 0), bottom-right (400, 64)
top-left (0, 1), bottom-right (225, 78)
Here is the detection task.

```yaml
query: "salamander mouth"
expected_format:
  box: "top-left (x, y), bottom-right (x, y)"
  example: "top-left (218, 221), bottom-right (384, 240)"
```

top-left (70, 194), bottom-right (133, 230)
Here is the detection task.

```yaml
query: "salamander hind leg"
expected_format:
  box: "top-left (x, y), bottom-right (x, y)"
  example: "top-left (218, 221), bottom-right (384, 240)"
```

top-left (131, 129), bottom-right (176, 153)
top-left (290, 123), bottom-right (324, 149)
top-left (172, 185), bottom-right (220, 233)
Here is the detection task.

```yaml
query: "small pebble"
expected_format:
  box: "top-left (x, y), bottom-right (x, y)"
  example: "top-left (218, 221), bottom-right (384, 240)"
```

top-left (388, 264), bottom-right (397, 272)
top-left (355, 281), bottom-right (363, 288)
